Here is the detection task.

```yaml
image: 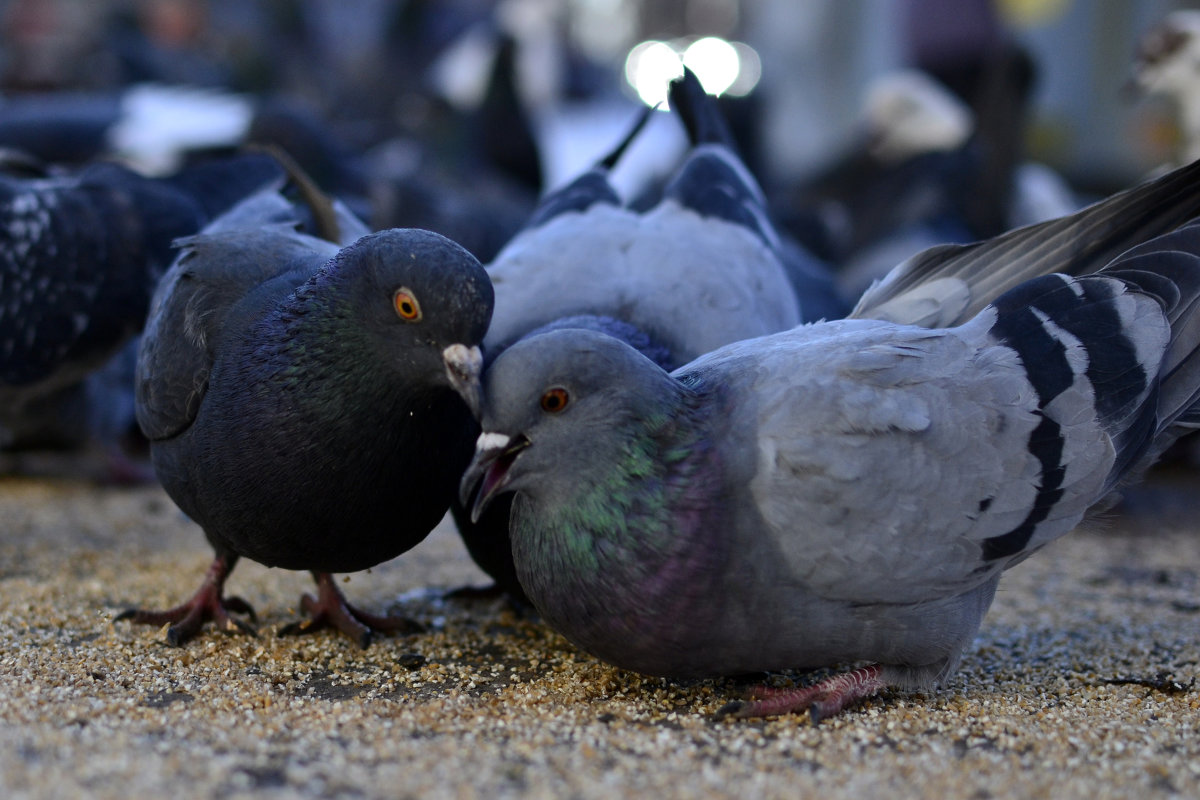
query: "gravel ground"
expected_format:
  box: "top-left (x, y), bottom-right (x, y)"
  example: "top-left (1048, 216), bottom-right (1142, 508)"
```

top-left (1, 467), bottom-right (1198, 800)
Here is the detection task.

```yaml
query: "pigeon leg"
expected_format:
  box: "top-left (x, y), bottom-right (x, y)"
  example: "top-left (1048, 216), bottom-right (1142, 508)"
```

top-left (115, 554), bottom-right (257, 646)
top-left (716, 664), bottom-right (888, 723)
top-left (277, 572), bottom-right (425, 649)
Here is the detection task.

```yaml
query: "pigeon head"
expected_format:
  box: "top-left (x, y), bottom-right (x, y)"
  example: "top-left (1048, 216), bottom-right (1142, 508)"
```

top-left (861, 69), bottom-right (974, 164)
top-left (456, 327), bottom-right (733, 675)
top-left (316, 227), bottom-right (494, 381)
top-left (459, 328), bottom-right (684, 522)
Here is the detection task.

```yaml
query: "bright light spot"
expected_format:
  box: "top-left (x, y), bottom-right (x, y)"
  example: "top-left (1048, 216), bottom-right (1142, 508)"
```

top-left (683, 36), bottom-right (740, 96)
top-left (727, 41), bottom-right (761, 96)
top-left (625, 40), bottom-right (683, 107)
top-left (625, 36), bottom-right (762, 106)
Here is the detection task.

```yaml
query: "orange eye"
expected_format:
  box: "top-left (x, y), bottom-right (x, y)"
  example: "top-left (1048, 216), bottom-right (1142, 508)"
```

top-left (393, 288), bottom-right (422, 321)
top-left (540, 387), bottom-right (569, 413)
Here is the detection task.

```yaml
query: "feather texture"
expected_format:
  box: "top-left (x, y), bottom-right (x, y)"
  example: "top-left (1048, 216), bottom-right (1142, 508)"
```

top-left (459, 208), bottom-right (1200, 712)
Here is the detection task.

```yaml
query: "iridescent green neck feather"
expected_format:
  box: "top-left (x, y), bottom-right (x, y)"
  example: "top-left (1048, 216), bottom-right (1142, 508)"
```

top-left (511, 394), bottom-right (730, 675)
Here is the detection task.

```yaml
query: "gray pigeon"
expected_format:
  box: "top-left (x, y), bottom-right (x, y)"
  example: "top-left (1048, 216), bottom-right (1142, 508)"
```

top-left (117, 177), bottom-right (494, 648)
top-left (457, 206), bottom-right (1200, 720)
top-left (449, 69), bottom-right (843, 599)
top-left (482, 68), bottom-right (814, 365)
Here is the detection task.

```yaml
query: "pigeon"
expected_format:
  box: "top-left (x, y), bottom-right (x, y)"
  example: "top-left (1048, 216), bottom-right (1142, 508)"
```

top-left (482, 68), bottom-right (828, 362)
top-left (243, 94), bottom-right (538, 264)
top-left (0, 151), bottom-right (282, 459)
top-left (774, 68), bottom-right (980, 271)
top-left (446, 68), bottom-right (839, 600)
top-left (116, 178), bottom-right (494, 648)
top-left (781, 68), bottom-right (1077, 301)
top-left (1128, 10), bottom-right (1200, 166)
top-left (456, 160), bottom-right (1200, 720)
top-left (0, 84), bottom-right (257, 175)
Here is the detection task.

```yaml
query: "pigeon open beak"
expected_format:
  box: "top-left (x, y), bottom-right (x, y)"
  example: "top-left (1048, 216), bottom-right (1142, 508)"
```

top-left (460, 431), bottom-right (531, 523)
top-left (443, 344), bottom-right (484, 419)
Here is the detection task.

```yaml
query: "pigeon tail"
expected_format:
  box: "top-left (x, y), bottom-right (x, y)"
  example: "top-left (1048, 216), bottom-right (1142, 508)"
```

top-left (522, 103), bottom-right (655, 230)
top-left (975, 225), bottom-right (1200, 562)
top-left (662, 69), bottom-right (777, 248)
top-left (668, 67), bottom-right (737, 149)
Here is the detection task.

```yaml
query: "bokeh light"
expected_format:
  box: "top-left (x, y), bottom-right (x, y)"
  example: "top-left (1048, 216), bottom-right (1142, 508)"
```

top-left (682, 36), bottom-right (740, 96)
top-left (625, 36), bottom-right (761, 107)
top-left (624, 39), bottom-right (683, 107)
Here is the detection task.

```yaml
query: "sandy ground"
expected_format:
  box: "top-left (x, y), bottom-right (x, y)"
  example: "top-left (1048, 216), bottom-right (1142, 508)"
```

top-left (0, 462), bottom-right (1198, 800)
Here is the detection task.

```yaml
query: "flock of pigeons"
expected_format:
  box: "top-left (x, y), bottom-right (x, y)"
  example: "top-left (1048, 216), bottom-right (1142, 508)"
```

top-left (5, 15), bottom-right (1200, 724)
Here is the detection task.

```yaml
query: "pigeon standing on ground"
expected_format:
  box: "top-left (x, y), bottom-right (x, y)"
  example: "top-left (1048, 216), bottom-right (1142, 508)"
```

top-left (457, 157), bottom-right (1200, 720)
top-left (0, 152), bottom-right (281, 463)
top-left (116, 179), bottom-right (494, 648)
top-left (446, 69), bottom-right (840, 600)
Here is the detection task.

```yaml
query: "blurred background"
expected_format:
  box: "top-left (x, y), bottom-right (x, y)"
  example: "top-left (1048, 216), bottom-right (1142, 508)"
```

top-left (0, 0), bottom-right (1193, 195)
top-left (8, 0), bottom-right (1200, 476)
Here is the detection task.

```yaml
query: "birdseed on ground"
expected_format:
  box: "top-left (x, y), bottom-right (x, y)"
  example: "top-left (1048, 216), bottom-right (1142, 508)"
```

top-left (0, 471), bottom-right (1197, 799)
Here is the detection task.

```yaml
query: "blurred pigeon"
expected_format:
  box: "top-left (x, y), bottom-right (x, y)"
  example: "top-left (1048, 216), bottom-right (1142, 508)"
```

top-left (447, 69), bottom-right (839, 600)
top-left (484, 67), bottom-right (832, 360)
top-left (369, 30), bottom-right (545, 261)
top-left (775, 69), bottom-right (980, 270)
top-left (117, 176), bottom-right (494, 648)
top-left (780, 69), bottom-right (1077, 299)
top-left (457, 158), bottom-right (1200, 720)
top-left (0, 151), bottom-right (282, 465)
top-left (0, 84), bottom-right (256, 174)
top-left (461, 31), bottom-right (545, 195)
top-left (242, 95), bottom-right (537, 264)
top-left (1128, 10), bottom-right (1200, 166)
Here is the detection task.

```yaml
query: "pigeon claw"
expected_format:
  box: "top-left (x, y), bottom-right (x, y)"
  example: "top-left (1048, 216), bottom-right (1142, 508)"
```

top-left (277, 572), bottom-right (425, 649)
top-left (114, 554), bottom-right (257, 646)
top-left (714, 664), bottom-right (888, 723)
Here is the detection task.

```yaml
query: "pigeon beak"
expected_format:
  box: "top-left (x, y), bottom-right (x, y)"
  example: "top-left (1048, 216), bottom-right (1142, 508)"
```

top-left (443, 343), bottom-right (483, 419)
top-left (460, 431), bottom-right (531, 523)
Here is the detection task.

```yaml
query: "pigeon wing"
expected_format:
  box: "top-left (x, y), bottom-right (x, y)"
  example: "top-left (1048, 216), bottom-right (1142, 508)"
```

top-left (134, 224), bottom-right (338, 441)
top-left (852, 157), bottom-right (1200, 327)
top-left (719, 269), bottom-right (1173, 604)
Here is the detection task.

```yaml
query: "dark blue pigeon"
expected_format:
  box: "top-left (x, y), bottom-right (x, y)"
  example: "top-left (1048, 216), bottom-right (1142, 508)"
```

top-left (116, 176), bottom-right (495, 648)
